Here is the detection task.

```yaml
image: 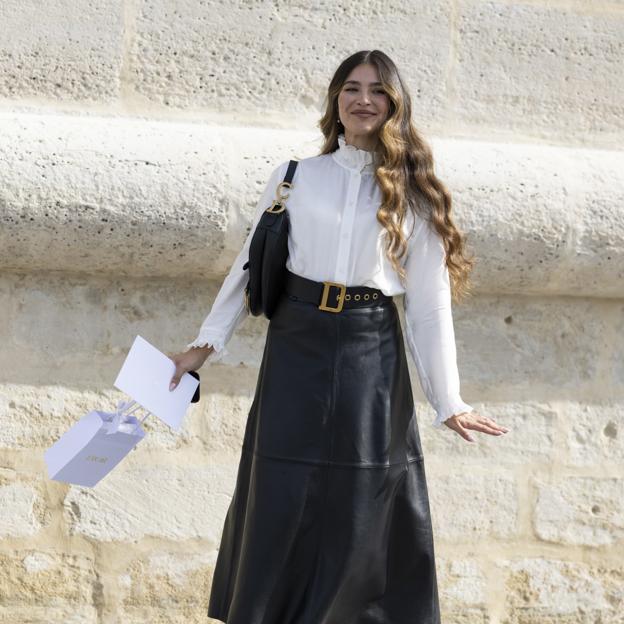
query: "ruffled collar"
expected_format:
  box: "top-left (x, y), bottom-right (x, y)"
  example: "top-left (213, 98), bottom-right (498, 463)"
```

top-left (332, 132), bottom-right (377, 174)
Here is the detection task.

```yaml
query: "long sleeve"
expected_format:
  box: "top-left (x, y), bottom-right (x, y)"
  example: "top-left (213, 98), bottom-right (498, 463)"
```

top-left (402, 216), bottom-right (474, 428)
top-left (185, 160), bottom-right (289, 362)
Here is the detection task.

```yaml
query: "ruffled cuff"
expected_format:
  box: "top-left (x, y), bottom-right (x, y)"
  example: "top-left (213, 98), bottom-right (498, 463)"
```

top-left (432, 400), bottom-right (475, 429)
top-left (184, 332), bottom-right (229, 364)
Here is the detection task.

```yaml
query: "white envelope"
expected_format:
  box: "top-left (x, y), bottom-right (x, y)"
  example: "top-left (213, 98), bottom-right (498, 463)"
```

top-left (113, 335), bottom-right (199, 431)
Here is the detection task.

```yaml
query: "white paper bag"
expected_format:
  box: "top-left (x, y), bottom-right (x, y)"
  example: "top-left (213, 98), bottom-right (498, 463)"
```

top-left (44, 400), bottom-right (147, 487)
top-left (44, 334), bottom-right (200, 487)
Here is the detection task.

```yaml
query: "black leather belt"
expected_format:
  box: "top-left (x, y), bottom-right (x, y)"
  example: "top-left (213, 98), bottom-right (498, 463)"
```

top-left (284, 269), bottom-right (393, 313)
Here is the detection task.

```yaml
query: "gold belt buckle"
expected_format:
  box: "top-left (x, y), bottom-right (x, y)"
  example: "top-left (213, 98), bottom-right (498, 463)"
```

top-left (319, 281), bottom-right (346, 313)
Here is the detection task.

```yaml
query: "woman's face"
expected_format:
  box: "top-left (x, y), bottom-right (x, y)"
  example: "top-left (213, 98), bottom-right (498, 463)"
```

top-left (337, 63), bottom-right (390, 146)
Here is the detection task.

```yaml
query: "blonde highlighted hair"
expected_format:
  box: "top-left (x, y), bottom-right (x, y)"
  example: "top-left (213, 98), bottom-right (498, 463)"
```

top-left (318, 50), bottom-right (476, 303)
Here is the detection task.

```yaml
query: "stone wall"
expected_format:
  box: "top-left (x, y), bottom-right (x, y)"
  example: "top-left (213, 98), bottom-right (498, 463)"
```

top-left (1, 1), bottom-right (623, 622)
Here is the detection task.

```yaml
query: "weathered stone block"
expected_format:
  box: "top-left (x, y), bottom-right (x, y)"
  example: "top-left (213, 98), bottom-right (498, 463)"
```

top-left (456, 1), bottom-right (624, 144)
top-left (129, 0), bottom-right (451, 120)
top-left (533, 476), bottom-right (624, 546)
top-left (117, 550), bottom-right (216, 622)
top-left (429, 470), bottom-right (518, 540)
top-left (0, 470), bottom-right (46, 538)
top-left (0, 550), bottom-right (98, 623)
top-left (500, 557), bottom-right (624, 623)
top-left (0, 114), bottom-right (306, 279)
top-left (0, 0), bottom-right (123, 101)
top-left (566, 403), bottom-right (624, 466)
top-left (64, 460), bottom-right (238, 542)
top-left (436, 556), bottom-right (489, 623)
top-left (427, 296), bottom-right (611, 391)
top-left (0, 271), bottom-right (269, 388)
top-left (1, 114), bottom-right (623, 295)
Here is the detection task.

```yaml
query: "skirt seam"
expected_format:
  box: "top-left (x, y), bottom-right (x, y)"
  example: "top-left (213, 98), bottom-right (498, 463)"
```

top-left (300, 312), bottom-right (341, 624)
top-left (240, 446), bottom-right (424, 468)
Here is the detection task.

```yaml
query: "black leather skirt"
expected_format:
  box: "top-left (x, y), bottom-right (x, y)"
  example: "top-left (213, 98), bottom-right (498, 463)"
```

top-left (208, 289), bottom-right (441, 624)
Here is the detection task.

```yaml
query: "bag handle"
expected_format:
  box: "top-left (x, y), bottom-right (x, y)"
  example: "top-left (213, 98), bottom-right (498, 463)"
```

top-left (107, 399), bottom-right (152, 435)
top-left (243, 159), bottom-right (300, 273)
top-left (266, 159), bottom-right (299, 214)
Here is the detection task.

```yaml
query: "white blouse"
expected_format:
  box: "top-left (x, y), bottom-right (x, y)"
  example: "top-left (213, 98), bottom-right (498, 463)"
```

top-left (186, 133), bottom-right (475, 429)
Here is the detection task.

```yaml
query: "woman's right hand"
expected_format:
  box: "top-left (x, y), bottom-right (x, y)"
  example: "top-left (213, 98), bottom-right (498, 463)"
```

top-left (168, 345), bottom-right (215, 391)
top-left (443, 410), bottom-right (510, 442)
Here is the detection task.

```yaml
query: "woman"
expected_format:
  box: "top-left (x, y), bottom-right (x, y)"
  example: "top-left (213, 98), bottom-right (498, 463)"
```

top-left (169, 50), bottom-right (509, 624)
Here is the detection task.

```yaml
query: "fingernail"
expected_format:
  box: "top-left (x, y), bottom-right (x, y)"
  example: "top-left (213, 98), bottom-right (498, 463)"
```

top-left (169, 382), bottom-right (176, 391)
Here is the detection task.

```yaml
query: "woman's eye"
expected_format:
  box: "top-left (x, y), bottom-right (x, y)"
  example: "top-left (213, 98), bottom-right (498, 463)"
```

top-left (345, 88), bottom-right (386, 94)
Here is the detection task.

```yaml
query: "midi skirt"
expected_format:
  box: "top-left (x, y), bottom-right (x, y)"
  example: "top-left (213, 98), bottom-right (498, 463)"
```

top-left (207, 290), bottom-right (441, 624)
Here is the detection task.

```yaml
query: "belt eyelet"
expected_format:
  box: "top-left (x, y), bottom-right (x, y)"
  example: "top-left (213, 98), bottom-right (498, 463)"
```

top-left (354, 294), bottom-right (361, 301)
top-left (345, 294), bottom-right (351, 301)
top-left (364, 293), bottom-right (370, 300)
top-left (372, 293), bottom-right (379, 299)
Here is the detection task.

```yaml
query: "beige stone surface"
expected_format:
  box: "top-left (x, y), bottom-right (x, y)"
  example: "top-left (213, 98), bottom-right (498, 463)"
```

top-left (0, 0), bottom-right (124, 102)
top-left (127, 0), bottom-right (453, 125)
top-left (0, 469), bottom-right (48, 538)
top-left (429, 469), bottom-right (518, 540)
top-left (116, 550), bottom-right (216, 622)
top-left (0, 550), bottom-right (99, 623)
top-left (455, 1), bottom-right (624, 145)
top-left (0, 271), bottom-right (270, 387)
top-left (500, 558), bottom-right (624, 623)
top-left (422, 296), bottom-right (619, 392)
top-left (566, 403), bottom-right (624, 466)
top-left (1, 2), bottom-right (622, 147)
top-left (1, 113), bottom-right (623, 295)
top-left (533, 476), bottom-right (624, 546)
top-left (64, 460), bottom-right (238, 543)
top-left (437, 557), bottom-right (488, 612)
top-left (1, 0), bottom-right (623, 621)
top-left (0, 606), bottom-right (98, 624)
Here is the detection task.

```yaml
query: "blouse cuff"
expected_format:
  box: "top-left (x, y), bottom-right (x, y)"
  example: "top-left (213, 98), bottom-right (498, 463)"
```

top-left (184, 331), bottom-right (229, 363)
top-left (432, 400), bottom-right (475, 429)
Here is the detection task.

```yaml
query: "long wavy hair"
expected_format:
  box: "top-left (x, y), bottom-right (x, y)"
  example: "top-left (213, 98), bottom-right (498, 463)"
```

top-left (317, 50), bottom-right (476, 303)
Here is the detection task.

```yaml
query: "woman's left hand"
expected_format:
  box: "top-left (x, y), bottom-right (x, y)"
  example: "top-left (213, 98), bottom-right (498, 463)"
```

top-left (443, 411), bottom-right (510, 443)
